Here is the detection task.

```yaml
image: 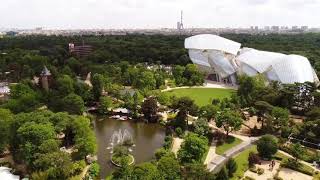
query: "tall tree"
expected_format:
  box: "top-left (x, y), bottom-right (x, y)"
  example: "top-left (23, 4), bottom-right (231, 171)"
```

top-left (172, 96), bottom-right (198, 129)
top-left (215, 109), bottom-right (243, 136)
top-left (91, 73), bottom-right (105, 100)
top-left (291, 143), bottom-right (305, 162)
top-left (237, 75), bottom-right (265, 107)
top-left (178, 133), bottom-right (208, 164)
top-left (56, 75), bottom-right (74, 96)
top-left (141, 97), bottom-right (158, 123)
top-left (98, 96), bottom-right (113, 114)
top-left (131, 162), bottom-right (162, 180)
top-left (193, 118), bottom-right (210, 137)
top-left (62, 93), bottom-right (85, 115)
top-left (0, 109), bottom-right (13, 152)
top-left (199, 104), bottom-right (219, 121)
top-left (157, 153), bottom-right (181, 180)
top-left (257, 135), bottom-right (278, 159)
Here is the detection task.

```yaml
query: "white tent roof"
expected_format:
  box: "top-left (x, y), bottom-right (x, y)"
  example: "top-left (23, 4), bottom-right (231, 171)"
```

top-left (185, 34), bottom-right (241, 55)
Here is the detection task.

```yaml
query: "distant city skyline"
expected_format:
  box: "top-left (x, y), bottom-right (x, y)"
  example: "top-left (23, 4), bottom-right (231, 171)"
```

top-left (1, 0), bottom-right (320, 29)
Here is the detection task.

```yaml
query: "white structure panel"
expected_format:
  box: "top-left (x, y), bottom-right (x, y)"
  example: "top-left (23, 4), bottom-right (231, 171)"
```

top-left (185, 34), bottom-right (241, 55)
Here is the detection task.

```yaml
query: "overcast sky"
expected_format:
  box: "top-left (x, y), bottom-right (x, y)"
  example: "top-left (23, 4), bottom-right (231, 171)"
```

top-left (1, 0), bottom-right (320, 29)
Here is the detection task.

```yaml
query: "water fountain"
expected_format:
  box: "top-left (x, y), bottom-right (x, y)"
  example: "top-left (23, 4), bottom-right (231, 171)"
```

top-left (107, 129), bottom-right (135, 166)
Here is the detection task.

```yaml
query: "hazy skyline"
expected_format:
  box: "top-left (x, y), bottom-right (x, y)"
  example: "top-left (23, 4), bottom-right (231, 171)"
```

top-left (1, 0), bottom-right (320, 29)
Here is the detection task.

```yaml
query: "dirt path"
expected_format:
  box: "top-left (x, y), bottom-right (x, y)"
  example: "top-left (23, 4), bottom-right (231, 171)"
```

top-left (80, 165), bottom-right (90, 179)
top-left (171, 137), bottom-right (184, 155)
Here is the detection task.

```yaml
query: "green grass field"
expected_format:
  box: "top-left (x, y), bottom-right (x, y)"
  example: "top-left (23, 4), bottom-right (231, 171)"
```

top-left (216, 136), bottom-right (243, 155)
top-left (231, 145), bottom-right (257, 180)
top-left (163, 88), bottom-right (235, 107)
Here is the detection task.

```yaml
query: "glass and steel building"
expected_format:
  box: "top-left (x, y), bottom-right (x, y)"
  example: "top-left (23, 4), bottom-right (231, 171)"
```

top-left (185, 34), bottom-right (319, 85)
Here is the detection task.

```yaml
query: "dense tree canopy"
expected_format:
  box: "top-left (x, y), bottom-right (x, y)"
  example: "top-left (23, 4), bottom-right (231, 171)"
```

top-left (8, 110), bottom-right (96, 178)
top-left (178, 133), bottom-right (208, 164)
top-left (215, 109), bottom-right (243, 136)
top-left (0, 108), bottom-right (14, 152)
top-left (257, 135), bottom-right (278, 159)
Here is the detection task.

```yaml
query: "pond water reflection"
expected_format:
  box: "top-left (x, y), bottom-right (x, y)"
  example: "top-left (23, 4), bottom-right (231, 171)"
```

top-left (93, 117), bottom-right (165, 178)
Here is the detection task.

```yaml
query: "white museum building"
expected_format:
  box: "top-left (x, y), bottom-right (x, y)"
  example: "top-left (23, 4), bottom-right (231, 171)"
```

top-left (185, 34), bottom-right (319, 85)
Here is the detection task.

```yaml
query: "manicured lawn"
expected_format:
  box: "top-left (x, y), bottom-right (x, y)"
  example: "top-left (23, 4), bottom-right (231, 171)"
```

top-left (231, 145), bottom-right (257, 180)
top-left (216, 136), bottom-right (243, 155)
top-left (163, 88), bottom-right (235, 106)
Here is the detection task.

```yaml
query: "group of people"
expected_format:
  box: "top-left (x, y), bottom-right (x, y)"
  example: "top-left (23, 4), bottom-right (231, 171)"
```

top-left (269, 160), bottom-right (276, 170)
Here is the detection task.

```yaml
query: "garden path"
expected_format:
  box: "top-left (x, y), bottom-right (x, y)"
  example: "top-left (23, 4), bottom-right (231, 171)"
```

top-left (172, 137), bottom-right (184, 156)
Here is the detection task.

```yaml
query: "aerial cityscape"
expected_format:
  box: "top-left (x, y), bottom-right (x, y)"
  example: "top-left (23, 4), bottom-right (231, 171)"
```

top-left (0, 0), bottom-right (320, 180)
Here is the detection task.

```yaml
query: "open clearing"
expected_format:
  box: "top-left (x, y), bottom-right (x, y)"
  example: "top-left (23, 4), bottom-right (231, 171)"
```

top-left (163, 88), bottom-right (235, 106)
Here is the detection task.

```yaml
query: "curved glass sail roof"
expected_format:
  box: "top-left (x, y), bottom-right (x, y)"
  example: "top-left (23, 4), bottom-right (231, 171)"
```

top-left (185, 34), bottom-right (241, 55)
top-left (185, 34), bottom-right (319, 85)
top-left (188, 49), bottom-right (211, 67)
top-left (236, 48), bottom-right (286, 73)
top-left (269, 55), bottom-right (317, 84)
top-left (207, 50), bottom-right (236, 78)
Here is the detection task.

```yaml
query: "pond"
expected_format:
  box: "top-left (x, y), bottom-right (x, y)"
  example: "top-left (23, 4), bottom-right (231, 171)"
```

top-left (93, 117), bottom-right (166, 178)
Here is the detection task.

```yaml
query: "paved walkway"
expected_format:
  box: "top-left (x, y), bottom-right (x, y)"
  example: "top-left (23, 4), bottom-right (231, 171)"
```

top-left (204, 141), bottom-right (218, 165)
top-left (244, 160), bottom-right (280, 180)
top-left (206, 123), bottom-right (260, 173)
top-left (171, 137), bottom-right (184, 156)
top-left (244, 160), bottom-right (314, 180)
top-left (278, 168), bottom-right (313, 180)
top-left (207, 138), bottom-right (258, 173)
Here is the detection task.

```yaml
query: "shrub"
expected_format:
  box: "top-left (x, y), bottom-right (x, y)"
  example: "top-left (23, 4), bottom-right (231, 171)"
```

top-left (249, 166), bottom-right (257, 173)
top-left (175, 127), bottom-right (183, 137)
top-left (257, 135), bottom-right (278, 159)
top-left (248, 107), bottom-right (256, 116)
top-left (248, 152), bottom-right (261, 167)
top-left (226, 158), bottom-right (237, 177)
top-left (216, 166), bottom-right (229, 180)
top-left (283, 158), bottom-right (314, 176)
top-left (212, 99), bottom-right (220, 105)
top-left (88, 162), bottom-right (100, 178)
top-left (274, 176), bottom-right (283, 180)
top-left (273, 170), bottom-right (283, 180)
top-left (155, 148), bottom-right (169, 160)
top-left (243, 176), bottom-right (255, 180)
top-left (280, 126), bottom-right (291, 138)
top-left (257, 168), bottom-right (264, 175)
top-left (71, 160), bottom-right (86, 175)
top-left (163, 135), bottom-right (173, 149)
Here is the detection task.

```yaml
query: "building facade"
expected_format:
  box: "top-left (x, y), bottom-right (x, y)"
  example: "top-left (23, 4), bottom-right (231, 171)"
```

top-left (185, 34), bottom-right (319, 85)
